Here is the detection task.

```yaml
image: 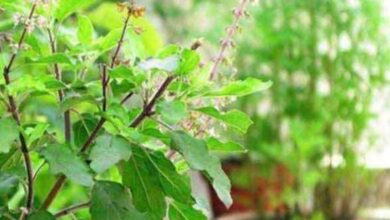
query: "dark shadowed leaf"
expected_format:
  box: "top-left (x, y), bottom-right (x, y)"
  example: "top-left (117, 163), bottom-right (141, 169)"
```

top-left (146, 149), bottom-right (192, 203)
top-left (90, 181), bottom-right (146, 220)
top-left (0, 172), bottom-right (19, 204)
top-left (120, 147), bottom-right (166, 220)
top-left (28, 211), bottom-right (55, 220)
top-left (72, 114), bottom-right (99, 148)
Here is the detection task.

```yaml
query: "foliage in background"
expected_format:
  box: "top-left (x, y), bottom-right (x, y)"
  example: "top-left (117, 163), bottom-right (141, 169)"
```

top-left (0, 0), bottom-right (269, 219)
top-left (236, 0), bottom-right (388, 218)
top-left (152, 0), bottom-right (390, 219)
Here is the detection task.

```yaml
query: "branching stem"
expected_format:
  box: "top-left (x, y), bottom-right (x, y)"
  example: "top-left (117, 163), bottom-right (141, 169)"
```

top-left (2, 3), bottom-right (38, 217)
top-left (47, 28), bottom-right (72, 143)
top-left (41, 10), bottom-right (133, 211)
top-left (54, 201), bottom-right (90, 218)
top-left (209, 0), bottom-right (249, 80)
top-left (130, 76), bottom-right (175, 128)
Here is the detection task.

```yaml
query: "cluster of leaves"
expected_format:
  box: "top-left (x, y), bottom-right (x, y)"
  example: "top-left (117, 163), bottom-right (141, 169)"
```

top-left (0, 0), bottom-right (270, 219)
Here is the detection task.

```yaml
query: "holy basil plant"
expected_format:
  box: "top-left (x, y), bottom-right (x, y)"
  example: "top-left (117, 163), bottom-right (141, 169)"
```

top-left (0, 0), bottom-right (270, 219)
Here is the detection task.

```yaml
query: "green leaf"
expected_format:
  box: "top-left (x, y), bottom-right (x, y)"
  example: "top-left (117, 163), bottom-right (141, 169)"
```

top-left (44, 78), bottom-right (67, 91)
top-left (89, 134), bottom-right (132, 174)
top-left (7, 74), bottom-right (48, 96)
top-left (196, 107), bottom-right (253, 133)
top-left (55, 0), bottom-right (93, 21)
top-left (0, 150), bottom-right (19, 171)
top-left (96, 29), bottom-right (122, 52)
top-left (60, 95), bottom-right (99, 112)
top-left (0, 172), bottom-right (18, 201)
top-left (170, 131), bottom-right (232, 207)
top-left (26, 123), bottom-right (49, 146)
top-left (28, 54), bottom-right (73, 64)
top-left (157, 45), bottom-right (181, 58)
top-left (73, 115), bottom-right (99, 148)
top-left (141, 128), bottom-right (170, 144)
top-left (0, 118), bottom-right (19, 154)
top-left (90, 181), bottom-right (146, 220)
top-left (88, 3), bottom-right (162, 56)
top-left (28, 211), bottom-right (55, 220)
top-left (109, 65), bottom-right (145, 85)
top-left (168, 201), bottom-right (207, 220)
top-left (120, 147), bottom-right (166, 220)
top-left (109, 65), bottom-right (133, 79)
top-left (138, 55), bottom-right (179, 72)
top-left (40, 144), bottom-right (94, 186)
top-left (206, 137), bottom-right (246, 153)
top-left (156, 100), bottom-right (188, 125)
top-left (204, 78), bottom-right (272, 97)
top-left (176, 49), bottom-right (200, 75)
top-left (78, 15), bottom-right (94, 45)
top-left (144, 149), bottom-right (192, 203)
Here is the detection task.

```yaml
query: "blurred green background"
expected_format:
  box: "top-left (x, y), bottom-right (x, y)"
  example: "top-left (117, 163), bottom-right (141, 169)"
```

top-left (152, 0), bottom-right (390, 219)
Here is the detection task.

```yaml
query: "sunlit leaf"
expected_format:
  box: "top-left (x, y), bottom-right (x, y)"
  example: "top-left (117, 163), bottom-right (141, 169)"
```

top-left (78, 15), bottom-right (94, 45)
top-left (156, 100), bottom-right (188, 125)
top-left (170, 131), bottom-right (232, 207)
top-left (206, 137), bottom-right (246, 153)
top-left (27, 54), bottom-right (73, 64)
top-left (176, 49), bottom-right (200, 75)
top-left (138, 55), bottom-right (179, 72)
top-left (196, 107), bottom-right (253, 133)
top-left (89, 134), bottom-right (132, 174)
top-left (55, 0), bottom-right (94, 21)
top-left (26, 123), bottom-right (49, 146)
top-left (60, 95), bottom-right (99, 112)
top-left (96, 29), bottom-right (122, 53)
top-left (0, 118), bottom-right (18, 154)
top-left (203, 78), bottom-right (272, 97)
